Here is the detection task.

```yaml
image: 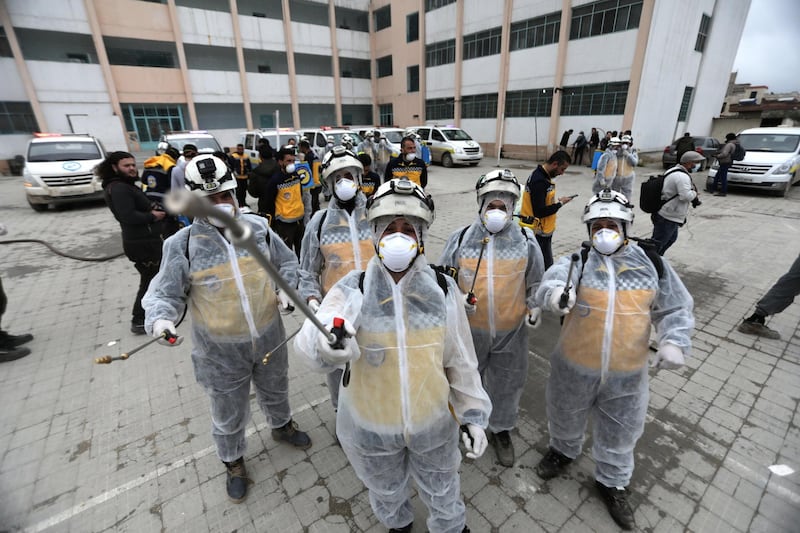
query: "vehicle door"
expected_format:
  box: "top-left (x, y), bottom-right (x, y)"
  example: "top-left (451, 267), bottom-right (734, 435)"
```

top-left (428, 128), bottom-right (448, 163)
top-left (244, 133), bottom-right (258, 162)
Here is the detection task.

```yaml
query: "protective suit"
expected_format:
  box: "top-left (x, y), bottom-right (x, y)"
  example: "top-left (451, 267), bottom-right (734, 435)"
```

top-left (592, 138), bottom-right (638, 200)
top-left (535, 190), bottom-right (694, 489)
top-left (611, 135), bottom-right (638, 200)
top-left (357, 131), bottom-right (392, 178)
top-left (439, 170), bottom-right (544, 438)
top-left (298, 148), bottom-right (374, 409)
top-left (295, 179), bottom-right (491, 533)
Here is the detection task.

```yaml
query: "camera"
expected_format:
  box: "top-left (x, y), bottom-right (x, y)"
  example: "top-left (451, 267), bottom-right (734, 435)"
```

top-left (691, 196), bottom-right (702, 208)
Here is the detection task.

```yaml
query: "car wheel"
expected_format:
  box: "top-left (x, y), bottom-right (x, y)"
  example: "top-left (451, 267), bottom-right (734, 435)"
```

top-left (442, 153), bottom-right (453, 168)
top-left (28, 201), bottom-right (48, 212)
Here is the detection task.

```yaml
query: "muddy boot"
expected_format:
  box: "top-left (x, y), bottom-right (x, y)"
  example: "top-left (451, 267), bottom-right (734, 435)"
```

top-left (595, 481), bottom-right (635, 530)
top-left (271, 419), bottom-right (312, 449)
top-left (490, 430), bottom-right (515, 467)
top-left (223, 457), bottom-right (249, 503)
top-left (535, 447), bottom-right (573, 480)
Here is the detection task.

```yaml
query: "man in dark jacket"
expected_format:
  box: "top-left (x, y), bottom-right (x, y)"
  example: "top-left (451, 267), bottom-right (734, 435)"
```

top-left (98, 151), bottom-right (167, 334)
top-left (710, 133), bottom-right (738, 197)
top-left (248, 146), bottom-right (278, 215)
top-left (228, 143), bottom-right (253, 208)
top-left (559, 129), bottom-right (573, 150)
top-left (675, 133), bottom-right (695, 162)
top-left (383, 136), bottom-right (428, 188)
top-left (572, 131), bottom-right (588, 166)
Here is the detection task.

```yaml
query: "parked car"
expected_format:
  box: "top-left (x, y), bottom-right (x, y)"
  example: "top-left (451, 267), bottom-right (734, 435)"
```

top-left (22, 133), bottom-right (106, 212)
top-left (414, 125), bottom-right (483, 167)
top-left (157, 131), bottom-right (222, 155)
top-left (240, 128), bottom-right (301, 163)
top-left (662, 136), bottom-right (720, 170)
top-left (707, 127), bottom-right (800, 197)
top-left (302, 128), bottom-right (364, 160)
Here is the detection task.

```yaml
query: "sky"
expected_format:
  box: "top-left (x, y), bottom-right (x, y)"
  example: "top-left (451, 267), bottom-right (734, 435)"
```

top-left (732, 0), bottom-right (800, 93)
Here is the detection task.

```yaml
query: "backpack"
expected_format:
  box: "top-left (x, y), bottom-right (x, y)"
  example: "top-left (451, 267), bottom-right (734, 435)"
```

top-left (639, 169), bottom-right (680, 214)
top-left (732, 142), bottom-right (746, 161)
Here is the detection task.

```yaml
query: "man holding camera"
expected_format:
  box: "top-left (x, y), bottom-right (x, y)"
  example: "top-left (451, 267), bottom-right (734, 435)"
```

top-left (650, 150), bottom-right (703, 256)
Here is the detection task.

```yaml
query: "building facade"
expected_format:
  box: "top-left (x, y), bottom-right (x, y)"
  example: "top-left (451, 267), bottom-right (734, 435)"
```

top-left (0, 0), bottom-right (749, 159)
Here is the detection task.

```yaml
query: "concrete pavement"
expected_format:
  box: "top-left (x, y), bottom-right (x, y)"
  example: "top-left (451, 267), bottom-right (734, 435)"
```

top-left (0, 158), bottom-right (798, 532)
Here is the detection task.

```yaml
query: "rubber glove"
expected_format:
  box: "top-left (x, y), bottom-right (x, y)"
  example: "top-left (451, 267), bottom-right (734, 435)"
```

top-left (277, 290), bottom-right (294, 315)
top-left (461, 424), bottom-right (488, 459)
top-left (308, 298), bottom-right (321, 313)
top-left (547, 285), bottom-right (576, 316)
top-left (317, 319), bottom-right (360, 366)
top-left (527, 307), bottom-right (542, 328)
top-left (651, 343), bottom-right (685, 369)
top-left (153, 319), bottom-right (183, 346)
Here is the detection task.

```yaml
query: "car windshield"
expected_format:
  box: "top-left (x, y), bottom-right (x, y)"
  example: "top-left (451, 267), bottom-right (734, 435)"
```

top-left (442, 129), bottom-right (472, 141)
top-left (738, 133), bottom-right (800, 153)
top-left (170, 137), bottom-right (222, 153)
top-left (28, 141), bottom-right (101, 162)
top-left (331, 132), bottom-right (363, 145)
top-left (382, 130), bottom-right (404, 143)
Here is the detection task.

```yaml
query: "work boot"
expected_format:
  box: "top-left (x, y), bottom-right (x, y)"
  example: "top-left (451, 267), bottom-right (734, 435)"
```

top-left (0, 345), bottom-right (31, 363)
top-left (0, 331), bottom-right (34, 347)
top-left (595, 481), bottom-right (635, 530)
top-left (388, 523), bottom-right (412, 533)
top-left (489, 430), bottom-right (515, 467)
top-left (271, 419), bottom-right (312, 449)
top-left (738, 319), bottom-right (780, 339)
top-left (535, 447), bottom-right (573, 480)
top-left (223, 457), bottom-right (249, 503)
top-left (130, 321), bottom-right (146, 335)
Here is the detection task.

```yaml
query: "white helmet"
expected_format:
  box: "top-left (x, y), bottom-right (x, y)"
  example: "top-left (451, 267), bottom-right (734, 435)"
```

top-left (609, 136), bottom-right (622, 146)
top-left (326, 134), bottom-right (335, 144)
top-left (582, 188), bottom-right (634, 235)
top-left (367, 178), bottom-right (434, 228)
top-left (341, 133), bottom-right (353, 146)
top-left (372, 129), bottom-right (383, 140)
top-left (404, 127), bottom-right (417, 137)
top-left (475, 168), bottom-right (521, 203)
top-left (320, 146), bottom-right (363, 189)
top-left (621, 134), bottom-right (633, 144)
top-left (184, 155), bottom-right (235, 196)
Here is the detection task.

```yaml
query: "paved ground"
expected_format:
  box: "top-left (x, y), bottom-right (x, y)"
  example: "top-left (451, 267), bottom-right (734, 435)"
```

top-left (0, 156), bottom-right (799, 532)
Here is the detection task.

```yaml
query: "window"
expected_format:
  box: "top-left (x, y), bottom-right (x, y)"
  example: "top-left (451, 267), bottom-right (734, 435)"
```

top-left (335, 6), bottom-right (369, 32)
top-left (463, 27), bottom-right (502, 60)
top-left (570, 0), bottom-right (642, 40)
top-left (66, 53), bottom-right (90, 63)
top-left (106, 47), bottom-right (175, 68)
top-left (678, 86), bottom-right (693, 121)
top-left (749, 91), bottom-right (757, 99)
top-left (379, 103), bottom-right (393, 126)
top-left (407, 65), bottom-right (419, 93)
top-left (426, 39), bottom-right (456, 67)
top-left (560, 82), bottom-right (629, 115)
top-left (510, 12), bottom-right (560, 50)
top-left (407, 12), bottom-right (419, 42)
top-left (0, 27), bottom-right (12, 58)
top-left (505, 88), bottom-right (553, 117)
top-left (340, 57), bottom-right (371, 79)
top-left (425, 0), bottom-right (456, 12)
top-left (695, 14), bottom-right (711, 52)
top-left (0, 101), bottom-right (39, 134)
top-left (258, 64), bottom-right (271, 73)
top-left (432, 129), bottom-right (445, 142)
top-left (462, 93), bottom-right (498, 119)
top-left (122, 104), bottom-right (185, 143)
top-left (376, 55), bottom-right (392, 78)
top-left (426, 98), bottom-right (454, 121)
top-left (374, 5), bottom-right (391, 31)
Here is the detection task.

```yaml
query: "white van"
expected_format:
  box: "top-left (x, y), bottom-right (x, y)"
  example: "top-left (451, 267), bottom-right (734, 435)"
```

top-left (414, 125), bottom-right (483, 167)
top-left (707, 126), bottom-right (800, 197)
top-left (22, 133), bottom-right (106, 211)
top-left (240, 128), bottom-right (301, 163)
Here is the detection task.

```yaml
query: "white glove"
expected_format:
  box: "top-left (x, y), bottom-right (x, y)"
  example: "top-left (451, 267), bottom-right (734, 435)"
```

top-left (461, 424), bottom-right (488, 459)
top-left (317, 319), bottom-right (360, 366)
top-left (308, 298), bottom-right (321, 313)
top-left (527, 307), bottom-right (542, 329)
top-left (547, 286), bottom-right (576, 316)
top-left (651, 343), bottom-right (685, 369)
top-left (153, 319), bottom-right (183, 346)
top-left (277, 290), bottom-right (294, 315)
top-left (463, 293), bottom-right (476, 315)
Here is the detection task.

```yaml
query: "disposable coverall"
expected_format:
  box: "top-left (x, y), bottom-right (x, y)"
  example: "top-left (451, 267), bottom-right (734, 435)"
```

top-left (295, 255), bottom-right (491, 533)
top-left (439, 204), bottom-right (544, 433)
top-left (357, 138), bottom-right (392, 178)
top-left (298, 192), bottom-right (374, 409)
top-left (535, 244), bottom-right (693, 487)
top-left (592, 148), bottom-right (638, 200)
top-left (143, 214), bottom-right (300, 462)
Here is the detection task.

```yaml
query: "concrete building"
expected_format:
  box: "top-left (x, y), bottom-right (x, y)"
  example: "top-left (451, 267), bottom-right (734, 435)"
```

top-left (0, 0), bottom-right (749, 159)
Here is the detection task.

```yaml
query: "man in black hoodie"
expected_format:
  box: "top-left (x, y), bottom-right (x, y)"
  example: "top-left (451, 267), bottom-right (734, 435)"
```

top-left (98, 151), bottom-right (167, 334)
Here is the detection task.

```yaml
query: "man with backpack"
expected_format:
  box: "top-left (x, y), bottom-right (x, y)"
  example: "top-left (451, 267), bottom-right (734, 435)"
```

top-left (710, 133), bottom-right (742, 197)
top-left (439, 169), bottom-right (545, 467)
top-left (534, 189), bottom-right (694, 531)
top-left (294, 178), bottom-right (491, 533)
top-left (650, 151), bottom-right (702, 255)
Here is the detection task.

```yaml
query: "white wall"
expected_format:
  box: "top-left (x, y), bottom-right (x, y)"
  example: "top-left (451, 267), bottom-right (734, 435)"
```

top-left (246, 73), bottom-right (292, 102)
top-left (238, 15), bottom-right (286, 51)
top-left (339, 78), bottom-right (372, 104)
top-left (189, 70), bottom-right (244, 102)
top-left (504, 116), bottom-right (553, 151)
top-left (7, 0), bottom-right (91, 33)
top-left (292, 22), bottom-right (332, 54)
top-left (425, 4), bottom-right (457, 41)
top-left (336, 28), bottom-right (370, 59)
top-left (507, 46), bottom-right (558, 90)
top-left (295, 75), bottom-right (335, 103)
top-left (460, 118), bottom-right (496, 145)
top-left (461, 56), bottom-right (504, 96)
top-left (426, 65), bottom-right (457, 98)
top-left (178, 6), bottom-right (235, 47)
top-left (510, 0), bottom-right (562, 22)
top-left (462, 0), bottom-right (504, 34)
top-left (0, 135), bottom-right (33, 160)
top-left (0, 58), bottom-right (27, 101)
top-left (37, 102), bottom-right (128, 152)
top-left (562, 31), bottom-right (636, 85)
top-left (26, 61), bottom-right (109, 103)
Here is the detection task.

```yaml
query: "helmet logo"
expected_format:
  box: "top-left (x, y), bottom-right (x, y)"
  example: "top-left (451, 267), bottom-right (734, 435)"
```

top-left (202, 181), bottom-right (218, 191)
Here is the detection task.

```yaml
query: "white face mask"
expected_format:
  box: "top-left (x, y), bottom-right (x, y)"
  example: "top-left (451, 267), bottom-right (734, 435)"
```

top-left (334, 178), bottom-right (357, 201)
top-left (284, 163), bottom-right (296, 174)
top-left (483, 208), bottom-right (509, 233)
top-left (405, 152), bottom-right (417, 162)
top-left (592, 228), bottom-right (623, 255)
top-left (621, 144), bottom-right (629, 150)
top-left (378, 232), bottom-right (418, 272)
top-left (207, 202), bottom-right (236, 228)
